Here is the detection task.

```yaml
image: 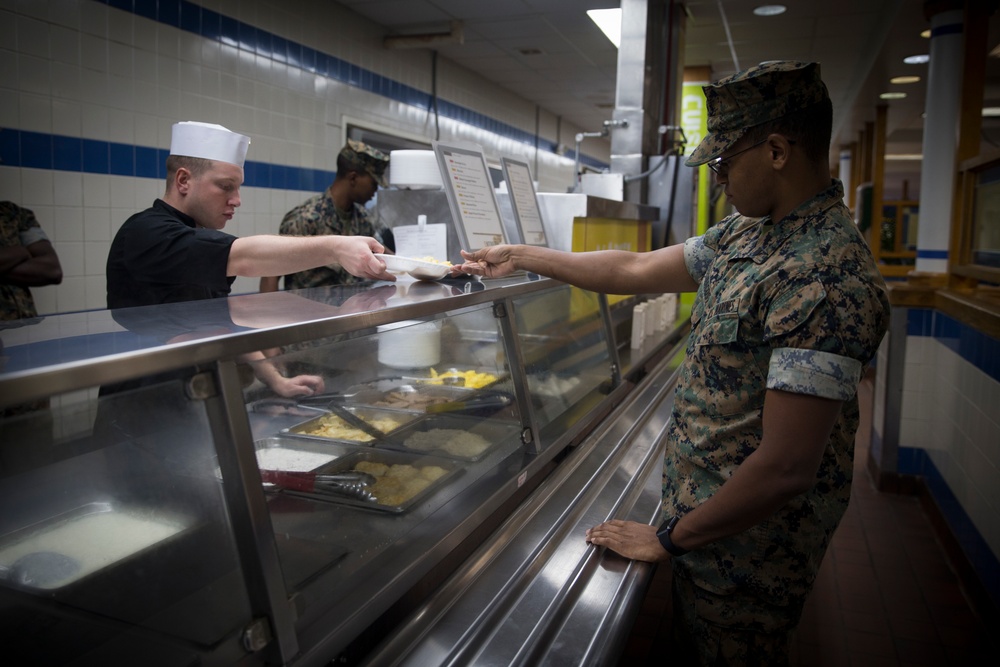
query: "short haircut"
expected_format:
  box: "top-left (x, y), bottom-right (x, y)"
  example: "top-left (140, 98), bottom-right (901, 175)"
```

top-left (335, 152), bottom-right (363, 179)
top-left (165, 155), bottom-right (214, 188)
top-left (742, 98), bottom-right (833, 165)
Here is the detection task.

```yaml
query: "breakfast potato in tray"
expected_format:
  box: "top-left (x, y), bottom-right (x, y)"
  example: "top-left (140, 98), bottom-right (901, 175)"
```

top-left (291, 449), bottom-right (461, 513)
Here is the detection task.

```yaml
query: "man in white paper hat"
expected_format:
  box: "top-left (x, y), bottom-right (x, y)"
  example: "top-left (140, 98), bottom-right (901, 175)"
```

top-left (105, 122), bottom-right (394, 398)
top-left (107, 121), bottom-right (393, 310)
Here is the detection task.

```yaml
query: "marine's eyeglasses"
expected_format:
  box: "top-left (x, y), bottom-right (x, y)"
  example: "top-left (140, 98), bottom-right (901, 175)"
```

top-left (707, 139), bottom-right (768, 174)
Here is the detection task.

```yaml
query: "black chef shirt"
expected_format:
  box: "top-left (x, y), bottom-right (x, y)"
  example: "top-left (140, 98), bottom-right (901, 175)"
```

top-left (106, 199), bottom-right (237, 309)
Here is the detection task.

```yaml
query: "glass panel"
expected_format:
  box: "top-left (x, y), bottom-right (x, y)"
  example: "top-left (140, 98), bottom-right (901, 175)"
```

top-left (973, 164), bottom-right (1000, 268)
top-left (510, 286), bottom-right (613, 448)
top-left (242, 304), bottom-right (521, 594)
top-left (0, 377), bottom-right (251, 661)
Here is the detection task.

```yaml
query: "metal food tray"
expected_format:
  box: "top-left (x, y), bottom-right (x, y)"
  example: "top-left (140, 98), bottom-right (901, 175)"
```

top-left (283, 449), bottom-right (461, 513)
top-left (0, 501), bottom-right (194, 592)
top-left (350, 381), bottom-right (474, 413)
top-left (283, 406), bottom-right (419, 444)
top-left (380, 414), bottom-right (521, 462)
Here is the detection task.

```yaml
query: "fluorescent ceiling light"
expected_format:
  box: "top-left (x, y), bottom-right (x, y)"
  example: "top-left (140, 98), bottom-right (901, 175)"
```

top-left (890, 76), bottom-right (921, 84)
top-left (588, 8), bottom-right (621, 48)
top-left (904, 54), bottom-right (930, 65)
top-left (753, 5), bottom-right (787, 16)
top-left (880, 92), bottom-right (907, 100)
top-left (886, 154), bottom-right (923, 161)
top-left (983, 107), bottom-right (1000, 117)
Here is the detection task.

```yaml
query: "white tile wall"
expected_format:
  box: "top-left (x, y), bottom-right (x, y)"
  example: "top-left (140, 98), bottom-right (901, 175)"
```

top-left (2, 0), bottom-right (601, 313)
top-left (900, 333), bottom-right (1000, 561)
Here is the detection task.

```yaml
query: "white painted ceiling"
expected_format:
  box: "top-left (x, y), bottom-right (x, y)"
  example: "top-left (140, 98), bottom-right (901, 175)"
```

top-left (338, 0), bottom-right (1000, 198)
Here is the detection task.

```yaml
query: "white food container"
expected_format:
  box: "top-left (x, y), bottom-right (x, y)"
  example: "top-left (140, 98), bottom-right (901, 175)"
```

top-left (377, 320), bottom-right (441, 369)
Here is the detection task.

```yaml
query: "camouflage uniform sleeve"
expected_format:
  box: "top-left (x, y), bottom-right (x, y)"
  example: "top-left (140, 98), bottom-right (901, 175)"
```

top-left (683, 235), bottom-right (714, 284)
top-left (763, 267), bottom-right (886, 401)
top-left (2, 202), bottom-right (48, 246)
top-left (278, 208), bottom-right (302, 235)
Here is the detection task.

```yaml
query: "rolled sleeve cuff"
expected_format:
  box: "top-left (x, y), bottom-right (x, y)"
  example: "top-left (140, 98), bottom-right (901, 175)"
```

top-left (767, 348), bottom-right (862, 401)
top-left (20, 227), bottom-right (49, 246)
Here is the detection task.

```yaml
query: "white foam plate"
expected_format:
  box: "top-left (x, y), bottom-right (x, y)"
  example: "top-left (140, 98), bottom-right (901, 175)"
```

top-left (376, 254), bottom-right (452, 281)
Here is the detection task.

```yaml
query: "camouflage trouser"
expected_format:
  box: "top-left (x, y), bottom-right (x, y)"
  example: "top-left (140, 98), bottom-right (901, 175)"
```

top-left (671, 569), bottom-right (800, 667)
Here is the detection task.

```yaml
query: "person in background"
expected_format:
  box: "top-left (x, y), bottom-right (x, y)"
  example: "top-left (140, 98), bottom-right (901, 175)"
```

top-left (456, 61), bottom-right (890, 666)
top-left (0, 202), bottom-right (63, 420)
top-left (106, 121), bottom-right (394, 397)
top-left (259, 139), bottom-right (393, 293)
top-left (0, 201), bottom-right (63, 321)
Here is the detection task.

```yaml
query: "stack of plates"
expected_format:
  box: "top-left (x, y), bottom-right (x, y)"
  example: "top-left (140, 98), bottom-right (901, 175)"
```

top-left (389, 150), bottom-right (443, 190)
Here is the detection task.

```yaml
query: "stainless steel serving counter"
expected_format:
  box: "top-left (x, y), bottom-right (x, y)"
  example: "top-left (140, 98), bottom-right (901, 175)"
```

top-left (0, 274), bottom-right (685, 666)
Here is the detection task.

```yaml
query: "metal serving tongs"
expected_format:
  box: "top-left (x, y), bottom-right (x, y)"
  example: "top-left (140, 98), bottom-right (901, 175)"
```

top-left (425, 390), bottom-right (513, 415)
top-left (260, 469), bottom-right (378, 502)
top-left (327, 404), bottom-right (387, 441)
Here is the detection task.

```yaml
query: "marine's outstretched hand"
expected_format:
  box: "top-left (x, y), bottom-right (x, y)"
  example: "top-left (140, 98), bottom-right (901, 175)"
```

top-left (453, 245), bottom-right (518, 278)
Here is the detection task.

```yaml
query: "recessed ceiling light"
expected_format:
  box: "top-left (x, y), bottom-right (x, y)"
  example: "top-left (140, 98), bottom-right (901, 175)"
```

top-left (587, 8), bottom-right (621, 48)
top-left (904, 54), bottom-right (930, 65)
top-left (753, 4), bottom-right (787, 16)
top-left (880, 92), bottom-right (907, 100)
top-left (921, 29), bottom-right (931, 38)
top-left (890, 76), bottom-right (921, 84)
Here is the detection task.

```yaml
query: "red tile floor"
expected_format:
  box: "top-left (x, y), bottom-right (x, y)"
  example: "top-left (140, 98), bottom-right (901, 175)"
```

top-left (619, 377), bottom-right (998, 666)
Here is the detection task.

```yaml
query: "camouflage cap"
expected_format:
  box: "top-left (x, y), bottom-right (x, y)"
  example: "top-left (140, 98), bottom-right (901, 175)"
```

top-left (340, 139), bottom-right (390, 187)
top-left (685, 61), bottom-right (829, 167)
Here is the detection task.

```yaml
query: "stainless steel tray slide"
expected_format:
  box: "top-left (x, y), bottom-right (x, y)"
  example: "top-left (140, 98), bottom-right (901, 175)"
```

top-left (380, 414), bottom-right (521, 462)
top-left (359, 338), bottom-right (686, 665)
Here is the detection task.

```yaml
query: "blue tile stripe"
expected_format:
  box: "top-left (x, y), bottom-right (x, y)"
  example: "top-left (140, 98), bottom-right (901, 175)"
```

top-left (0, 127), bottom-right (335, 191)
top-left (916, 249), bottom-right (949, 259)
top-left (898, 446), bottom-right (1000, 609)
top-left (89, 0), bottom-right (608, 171)
top-left (906, 308), bottom-right (1000, 382)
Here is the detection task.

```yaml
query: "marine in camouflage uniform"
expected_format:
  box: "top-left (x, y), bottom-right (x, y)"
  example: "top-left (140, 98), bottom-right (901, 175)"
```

top-left (2, 201), bottom-right (63, 417)
top-left (663, 61), bottom-right (890, 664)
top-left (277, 140), bottom-right (390, 290)
top-left (669, 178), bottom-right (889, 660)
top-left (457, 61), bottom-right (891, 667)
top-left (278, 191), bottom-right (386, 289)
top-left (0, 201), bottom-right (57, 320)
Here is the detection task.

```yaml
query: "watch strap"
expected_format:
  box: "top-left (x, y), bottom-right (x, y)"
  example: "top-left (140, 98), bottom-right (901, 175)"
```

top-left (656, 516), bottom-right (688, 557)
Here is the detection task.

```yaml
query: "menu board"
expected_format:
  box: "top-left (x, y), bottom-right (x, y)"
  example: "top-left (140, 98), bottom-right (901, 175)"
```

top-left (433, 141), bottom-right (508, 251)
top-left (501, 157), bottom-right (548, 247)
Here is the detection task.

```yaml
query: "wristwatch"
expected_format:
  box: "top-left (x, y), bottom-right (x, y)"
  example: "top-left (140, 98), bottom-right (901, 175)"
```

top-left (656, 516), bottom-right (688, 557)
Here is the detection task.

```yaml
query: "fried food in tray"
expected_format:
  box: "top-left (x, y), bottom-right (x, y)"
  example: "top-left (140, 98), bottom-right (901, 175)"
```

top-left (282, 449), bottom-right (461, 513)
top-left (381, 414), bottom-right (520, 461)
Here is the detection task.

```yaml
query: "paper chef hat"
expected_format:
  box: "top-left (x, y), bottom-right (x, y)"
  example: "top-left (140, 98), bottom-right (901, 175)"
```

top-left (170, 121), bottom-right (251, 168)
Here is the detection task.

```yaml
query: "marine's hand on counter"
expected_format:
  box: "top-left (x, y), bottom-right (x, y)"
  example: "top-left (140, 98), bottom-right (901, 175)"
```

top-left (585, 519), bottom-right (670, 563)
top-left (455, 245), bottom-right (519, 278)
